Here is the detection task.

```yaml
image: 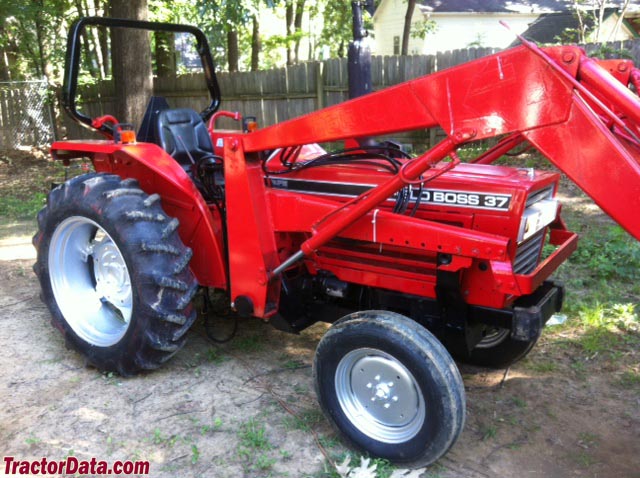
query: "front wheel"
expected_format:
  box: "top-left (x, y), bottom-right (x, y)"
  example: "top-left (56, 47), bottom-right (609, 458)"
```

top-left (313, 311), bottom-right (465, 467)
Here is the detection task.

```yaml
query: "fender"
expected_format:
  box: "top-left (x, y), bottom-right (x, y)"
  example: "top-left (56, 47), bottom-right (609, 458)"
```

top-left (50, 140), bottom-right (227, 289)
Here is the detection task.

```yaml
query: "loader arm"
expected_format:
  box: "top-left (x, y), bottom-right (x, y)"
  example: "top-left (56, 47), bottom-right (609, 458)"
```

top-left (241, 44), bottom-right (640, 254)
top-left (220, 43), bottom-right (640, 317)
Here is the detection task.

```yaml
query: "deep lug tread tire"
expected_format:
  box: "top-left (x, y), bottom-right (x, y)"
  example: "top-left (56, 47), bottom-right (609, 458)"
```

top-left (313, 310), bottom-right (466, 467)
top-left (33, 173), bottom-right (197, 376)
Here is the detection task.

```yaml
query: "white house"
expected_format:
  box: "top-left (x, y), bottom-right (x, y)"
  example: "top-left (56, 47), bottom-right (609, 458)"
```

top-left (372, 0), bottom-right (571, 55)
top-left (517, 8), bottom-right (638, 44)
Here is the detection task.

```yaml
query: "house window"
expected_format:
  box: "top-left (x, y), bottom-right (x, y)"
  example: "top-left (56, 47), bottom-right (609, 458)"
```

top-left (393, 36), bottom-right (400, 55)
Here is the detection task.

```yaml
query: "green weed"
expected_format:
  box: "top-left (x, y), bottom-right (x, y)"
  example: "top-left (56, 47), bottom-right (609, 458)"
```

top-left (283, 409), bottom-right (324, 432)
top-left (253, 453), bottom-right (276, 471)
top-left (191, 444), bottom-right (200, 464)
top-left (511, 396), bottom-right (527, 408)
top-left (570, 226), bottom-right (640, 283)
top-left (24, 435), bottom-right (41, 445)
top-left (481, 425), bottom-right (497, 441)
top-left (200, 417), bottom-right (223, 435)
top-left (0, 192), bottom-right (46, 219)
top-left (239, 418), bottom-right (271, 451)
top-left (238, 418), bottom-right (276, 473)
top-left (617, 370), bottom-right (640, 390)
top-left (150, 428), bottom-right (178, 447)
top-left (574, 302), bottom-right (638, 354)
top-left (526, 359), bottom-right (558, 373)
top-left (233, 335), bottom-right (263, 352)
top-left (206, 347), bottom-right (227, 364)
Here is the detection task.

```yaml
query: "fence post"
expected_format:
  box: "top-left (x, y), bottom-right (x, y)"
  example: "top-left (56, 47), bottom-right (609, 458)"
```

top-left (315, 61), bottom-right (324, 110)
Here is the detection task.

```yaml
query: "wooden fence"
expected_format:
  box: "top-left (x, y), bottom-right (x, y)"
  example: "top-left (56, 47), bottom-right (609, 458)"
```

top-left (34, 38), bottom-right (640, 142)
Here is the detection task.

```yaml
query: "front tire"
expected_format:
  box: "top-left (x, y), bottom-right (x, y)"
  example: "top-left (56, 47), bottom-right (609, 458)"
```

top-left (33, 173), bottom-right (198, 375)
top-left (313, 311), bottom-right (465, 467)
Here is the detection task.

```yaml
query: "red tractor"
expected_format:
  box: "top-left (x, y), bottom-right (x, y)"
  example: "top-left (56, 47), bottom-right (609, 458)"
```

top-left (33, 17), bottom-right (640, 466)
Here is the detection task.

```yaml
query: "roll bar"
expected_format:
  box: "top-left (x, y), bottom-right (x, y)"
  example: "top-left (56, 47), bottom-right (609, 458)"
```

top-left (62, 16), bottom-right (221, 136)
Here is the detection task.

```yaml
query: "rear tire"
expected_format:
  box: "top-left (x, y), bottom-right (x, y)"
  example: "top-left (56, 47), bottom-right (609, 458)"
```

top-left (313, 310), bottom-right (465, 467)
top-left (33, 173), bottom-right (198, 375)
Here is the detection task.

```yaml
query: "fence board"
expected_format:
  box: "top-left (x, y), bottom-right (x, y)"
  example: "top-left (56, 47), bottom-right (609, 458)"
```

top-left (0, 39), bottom-right (634, 144)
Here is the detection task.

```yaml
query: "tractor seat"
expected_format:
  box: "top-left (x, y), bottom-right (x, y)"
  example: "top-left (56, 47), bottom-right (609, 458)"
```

top-left (155, 108), bottom-right (215, 169)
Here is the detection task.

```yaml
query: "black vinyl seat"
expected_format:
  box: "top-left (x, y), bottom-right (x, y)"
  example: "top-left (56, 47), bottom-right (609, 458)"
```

top-left (155, 108), bottom-right (215, 169)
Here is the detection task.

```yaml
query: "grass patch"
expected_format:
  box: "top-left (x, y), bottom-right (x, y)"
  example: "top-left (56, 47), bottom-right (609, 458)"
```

top-left (239, 418), bottom-right (271, 451)
top-left (569, 225), bottom-right (640, 283)
top-left (481, 424), bottom-right (498, 441)
top-left (617, 370), bottom-right (640, 390)
top-left (205, 347), bottom-right (227, 364)
top-left (0, 192), bottom-right (46, 219)
top-left (522, 359), bottom-right (558, 374)
top-left (238, 418), bottom-right (277, 473)
top-left (571, 302), bottom-right (639, 354)
top-left (233, 335), bottom-right (263, 353)
top-left (283, 409), bottom-right (325, 432)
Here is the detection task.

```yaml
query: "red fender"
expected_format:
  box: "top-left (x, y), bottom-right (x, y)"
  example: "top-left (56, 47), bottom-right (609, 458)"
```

top-left (51, 140), bottom-right (227, 289)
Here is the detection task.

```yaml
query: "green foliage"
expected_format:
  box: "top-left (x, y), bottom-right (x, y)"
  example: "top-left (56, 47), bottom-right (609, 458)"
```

top-left (617, 370), bottom-right (640, 389)
top-left (572, 302), bottom-right (638, 353)
top-left (238, 418), bottom-right (272, 451)
top-left (570, 226), bottom-right (640, 282)
top-left (238, 417), bottom-right (277, 472)
top-left (233, 335), bottom-right (263, 352)
top-left (283, 409), bottom-right (324, 431)
top-left (481, 424), bottom-right (497, 441)
top-left (411, 19), bottom-right (437, 40)
top-left (0, 193), bottom-right (46, 219)
top-left (589, 44), bottom-right (633, 60)
top-left (190, 444), bottom-right (200, 464)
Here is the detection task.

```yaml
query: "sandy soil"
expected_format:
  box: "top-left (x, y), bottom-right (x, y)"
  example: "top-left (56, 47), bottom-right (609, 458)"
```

top-left (1, 225), bottom-right (638, 478)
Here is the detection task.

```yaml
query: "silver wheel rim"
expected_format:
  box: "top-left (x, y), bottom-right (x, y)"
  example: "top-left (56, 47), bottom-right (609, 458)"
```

top-left (48, 216), bottom-right (133, 347)
top-left (475, 328), bottom-right (510, 349)
top-left (335, 348), bottom-right (426, 444)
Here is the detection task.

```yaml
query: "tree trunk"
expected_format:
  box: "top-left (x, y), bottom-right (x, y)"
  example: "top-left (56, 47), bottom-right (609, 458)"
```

top-left (610, 0), bottom-right (632, 41)
top-left (75, 0), bottom-right (99, 78)
top-left (0, 24), bottom-right (10, 81)
top-left (293, 0), bottom-right (305, 64)
top-left (286, 1), bottom-right (294, 66)
top-left (227, 30), bottom-right (239, 72)
top-left (85, 0), bottom-right (106, 78)
top-left (33, 8), bottom-right (53, 79)
top-left (96, 0), bottom-right (111, 77)
top-left (595, 0), bottom-right (606, 42)
top-left (111, 0), bottom-right (152, 126)
top-left (155, 31), bottom-right (176, 78)
top-left (251, 15), bottom-right (260, 72)
top-left (402, 0), bottom-right (416, 56)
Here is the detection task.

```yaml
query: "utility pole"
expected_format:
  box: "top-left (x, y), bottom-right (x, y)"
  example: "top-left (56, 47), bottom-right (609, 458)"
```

top-left (348, 0), bottom-right (374, 99)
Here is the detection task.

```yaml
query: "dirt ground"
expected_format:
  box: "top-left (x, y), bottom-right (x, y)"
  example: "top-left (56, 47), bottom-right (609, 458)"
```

top-left (0, 152), bottom-right (639, 478)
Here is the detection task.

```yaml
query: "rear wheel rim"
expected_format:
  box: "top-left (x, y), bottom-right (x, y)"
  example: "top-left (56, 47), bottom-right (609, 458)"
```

top-left (335, 347), bottom-right (426, 444)
top-left (48, 216), bottom-right (133, 347)
top-left (475, 328), bottom-right (510, 349)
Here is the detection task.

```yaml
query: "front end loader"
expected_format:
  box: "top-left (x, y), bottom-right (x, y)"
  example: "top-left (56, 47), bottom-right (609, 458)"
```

top-left (34, 17), bottom-right (640, 466)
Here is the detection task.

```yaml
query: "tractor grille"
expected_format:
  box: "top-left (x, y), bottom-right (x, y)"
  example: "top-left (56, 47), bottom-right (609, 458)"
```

top-left (514, 230), bottom-right (546, 274)
top-left (525, 186), bottom-right (554, 208)
top-left (513, 186), bottom-right (555, 274)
